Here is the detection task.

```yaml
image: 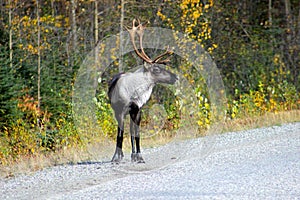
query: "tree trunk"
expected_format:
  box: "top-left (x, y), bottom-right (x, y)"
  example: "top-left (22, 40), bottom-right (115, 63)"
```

top-left (51, 0), bottom-right (55, 17)
top-left (268, 0), bottom-right (275, 52)
top-left (268, 0), bottom-right (272, 26)
top-left (283, 0), bottom-right (298, 87)
top-left (8, 0), bottom-right (13, 68)
top-left (94, 0), bottom-right (99, 89)
top-left (94, 0), bottom-right (98, 45)
top-left (119, 0), bottom-right (125, 73)
top-left (284, 0), bottom-right (293, 42)
top-left (37, 0), bottom-right (41, 116)
top-left (71, 0), bottom-right (77, 54)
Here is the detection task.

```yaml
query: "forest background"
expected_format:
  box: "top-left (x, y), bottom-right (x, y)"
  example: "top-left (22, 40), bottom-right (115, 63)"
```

top-left (0, 0), bottom-right (299, 171)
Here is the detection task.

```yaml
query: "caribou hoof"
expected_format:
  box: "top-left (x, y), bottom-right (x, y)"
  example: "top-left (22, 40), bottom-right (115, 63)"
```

top-left (111, 149), bottom-right (124, 163)
top-left (131, 153), bottom-right (145, 163)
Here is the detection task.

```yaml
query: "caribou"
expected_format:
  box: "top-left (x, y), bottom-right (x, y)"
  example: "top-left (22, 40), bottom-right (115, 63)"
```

top-left (108, 19), bottom-right (178, 163)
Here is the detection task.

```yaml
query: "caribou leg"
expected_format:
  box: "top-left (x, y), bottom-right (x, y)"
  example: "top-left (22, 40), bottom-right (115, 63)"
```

top-left (111, 114), bottom-right (125, 163)
top-left (130, 121), bottom-right (136, 154)
top-left (129, 103), bottom-right (145, 163)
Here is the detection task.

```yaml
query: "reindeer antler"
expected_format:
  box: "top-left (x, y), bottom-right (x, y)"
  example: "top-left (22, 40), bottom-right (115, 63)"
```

top-left (126, 19), bottom-right (152, 63)
top-left (152, 46), bottom-right (172, 64)
top-left (127, 19), bottom-right (172, 64)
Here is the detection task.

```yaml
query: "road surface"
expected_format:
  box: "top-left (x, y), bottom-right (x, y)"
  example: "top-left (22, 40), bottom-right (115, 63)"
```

top-left (1, 123), bottom-right (299, 199)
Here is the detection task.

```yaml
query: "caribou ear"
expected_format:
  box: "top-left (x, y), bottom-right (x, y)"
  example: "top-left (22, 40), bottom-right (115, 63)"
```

top-left (143, 62), bottom-right (152, 71)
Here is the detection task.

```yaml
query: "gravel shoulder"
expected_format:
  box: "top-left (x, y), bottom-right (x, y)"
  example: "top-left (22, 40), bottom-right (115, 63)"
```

top-left (1, 123), bottom-right (300, 199)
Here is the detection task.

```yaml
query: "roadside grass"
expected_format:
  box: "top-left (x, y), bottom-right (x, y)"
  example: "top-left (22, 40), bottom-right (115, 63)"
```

top-left (139, 109), bottom-right (300, 150)
top-left (222, 109), bottom-right (300, 133)
top-left (0, 141), bottom-right (114, 178)
top-left (1, 109), bottom-right (299, 178)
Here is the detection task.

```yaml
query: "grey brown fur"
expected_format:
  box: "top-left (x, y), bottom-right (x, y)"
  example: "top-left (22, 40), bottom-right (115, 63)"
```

top-left (108, 20), bottom-right (178, 163)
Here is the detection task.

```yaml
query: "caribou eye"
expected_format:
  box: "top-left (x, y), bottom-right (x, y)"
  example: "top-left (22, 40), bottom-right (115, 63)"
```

top-left (152, 66), bottom-right (161, 74)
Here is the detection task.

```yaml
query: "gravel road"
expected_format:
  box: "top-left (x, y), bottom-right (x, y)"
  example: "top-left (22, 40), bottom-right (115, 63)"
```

top-left (1, 123), bottom-right (299, 199)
